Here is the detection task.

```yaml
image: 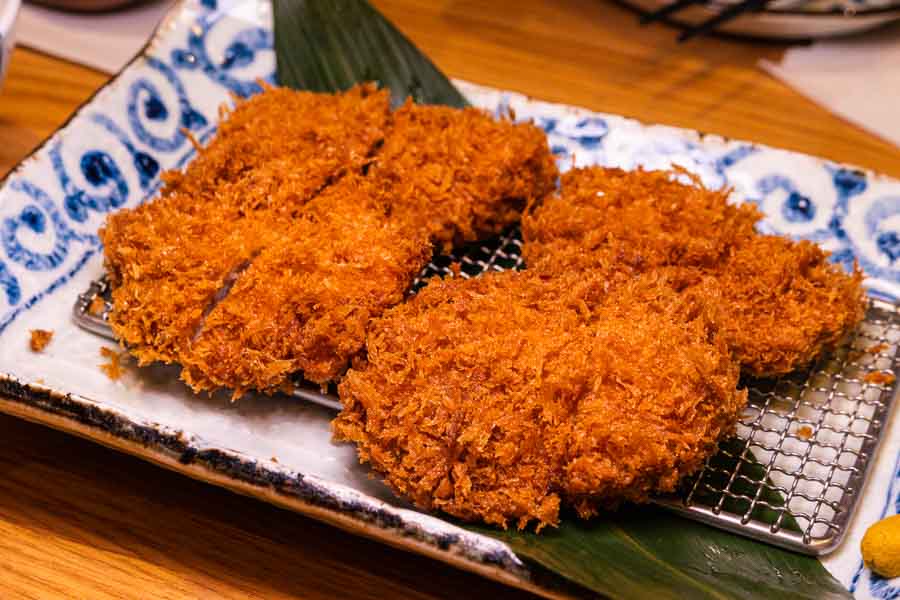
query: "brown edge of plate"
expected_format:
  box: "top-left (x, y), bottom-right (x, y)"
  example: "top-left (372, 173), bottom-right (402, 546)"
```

top-left (0, 374), bottom-right (598, 600)
top-left (1, 0), bottom-right (888, 595)
top-left (0, 3), bottom-right (595, 596)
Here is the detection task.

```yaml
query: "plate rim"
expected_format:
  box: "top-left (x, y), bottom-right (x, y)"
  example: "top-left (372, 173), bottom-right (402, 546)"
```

top-left (0, 3), bottom-right (578, 596)
top-left (1, 0), bottom-right (897, 596)
top-left (0, 0), bottom-right (177, 187)
top-left (749, 3), bottom-right (900, 16)
top-left (0, 371), bottom-right (593, 600)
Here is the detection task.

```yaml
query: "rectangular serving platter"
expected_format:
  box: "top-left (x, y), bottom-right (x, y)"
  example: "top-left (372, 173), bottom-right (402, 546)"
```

top-left (71, 237), bottom-right (900, 557)
top-left (2, 1), bottom-right (900, 597)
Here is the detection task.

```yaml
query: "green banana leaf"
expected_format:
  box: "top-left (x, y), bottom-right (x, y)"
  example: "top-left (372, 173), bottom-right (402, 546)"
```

top-left (274, 0), bottom-right (468, 108)
top-left (689, 437), bottom-right (800, 532)
top-left (273, 1), bottom-right (851, 597)
top-left (470, 507), bottom-right (848, 600)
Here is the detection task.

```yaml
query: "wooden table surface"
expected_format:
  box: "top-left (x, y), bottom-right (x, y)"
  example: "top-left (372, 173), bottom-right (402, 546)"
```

top-left (1, 1), bottom-right (898, 598)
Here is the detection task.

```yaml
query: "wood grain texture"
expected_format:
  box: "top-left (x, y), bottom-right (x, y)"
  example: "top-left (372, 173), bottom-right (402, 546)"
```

top-left (0, 50), bottom-right (107, 176)
top-left (372, 0), bottom-right (900, 178)
top-left (0, 1), bottom-right (898, 598)
top-left (0, 413), bottom-right (526, 600)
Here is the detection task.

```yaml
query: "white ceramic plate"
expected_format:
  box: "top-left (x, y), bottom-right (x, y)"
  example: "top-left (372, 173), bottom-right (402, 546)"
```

top-left (1, 1), bottom-right (900, 597)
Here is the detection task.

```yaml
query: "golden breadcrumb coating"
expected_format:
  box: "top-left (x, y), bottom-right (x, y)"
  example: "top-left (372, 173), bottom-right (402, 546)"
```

top-left (29, 329), bottom-right (53, 352)
top-left (709, 235), bottom-right (866, 377)
top-left (101, 85), bottom-right (391, 366)
top-left (373, 101), bottom-right (558, 250)
top-left (102, 87), bottom-right (557, 396)
top-left (523, 167), bottom-right (760, 275)
top-left (101, 200), bottom-right (280, 364)
top-left (523, 166), bottom-right (866, 376)
top-left (88, 296), bottom-right (106, 317)
top-left (161, 82), bottom-right (392, 217)
top-left (175, 101), bottom-right (554, 395)
top-left (179, 99), bottom-right (559, 395)
top-left (182, 175), bottom-right (431, 395)
top-left (334, 270), bottom-right (745, 530)
top-left (99, 346), bottom-right (126, 381)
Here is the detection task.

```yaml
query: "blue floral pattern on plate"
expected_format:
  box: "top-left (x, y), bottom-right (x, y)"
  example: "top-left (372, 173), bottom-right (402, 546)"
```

top-left (4, 3), bottom-right (899, 332)
top-left (0, 2), bottom-right (897, 596)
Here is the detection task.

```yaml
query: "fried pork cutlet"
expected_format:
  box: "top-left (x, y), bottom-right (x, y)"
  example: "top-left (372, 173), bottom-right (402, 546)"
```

top-left (101, 200), bottom-right (278, 364)
top-left (161, 83), bottom-right (393, 216)
top-left (179, 103), bottom-right (556, 394)
top-left (523, 167), bottom-right (760, 276)
top-left (372, 101), bottom-right (558, 250)
top-left (709, 236), bottom-right (867, 377)
top-left (101, 84), bottom-right (392, 366)
top-left (102, 86), bottom-right (558, 396)
top-left (334, 270), bottom-right (745, 529)
top-left (181, 176), bottom-right (431, 394)
top-left (522, 167), bottom-right (866, 377)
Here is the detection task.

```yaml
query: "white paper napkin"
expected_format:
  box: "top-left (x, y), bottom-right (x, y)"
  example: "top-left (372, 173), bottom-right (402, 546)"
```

top-left (15, 0), bottom-right (174, 74)
top-left (761, 25), bottom-right (900, 150)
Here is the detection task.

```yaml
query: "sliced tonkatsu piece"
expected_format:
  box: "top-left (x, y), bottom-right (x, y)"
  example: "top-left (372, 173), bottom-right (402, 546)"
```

top-left (334, 269), bottom-right (745, 529)
top-left (522, 166), bottom-right (760, 276)
top-left (102, 87), bottom-right (558, 396)
top-left (182, 104), bottom-right (558, 395)
top-left (161, 82), bottom-right (392, 217)
top-left (181, 175), bottom-right (431, 395)
top-left (707, 235), bottom-right (866, 377)
top-left (101, 199), bottom-right (282, 364)
top-left (100, 85), bottom-right (392, 367)
top-left (372, 101), bottom-right (558, 250)
top-left (522, 166), bottom-right (866, 376)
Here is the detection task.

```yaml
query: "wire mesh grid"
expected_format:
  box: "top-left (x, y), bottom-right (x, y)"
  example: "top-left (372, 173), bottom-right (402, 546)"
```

top-left (74, 226), bottom-right (900, 556)
top-left (656, 302), bottom-right (900, 555)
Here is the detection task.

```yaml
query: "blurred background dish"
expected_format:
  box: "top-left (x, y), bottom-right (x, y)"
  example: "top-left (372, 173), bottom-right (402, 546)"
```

top-left (28, 0), bottom-right (138, 11)
top-left (624, 0), bottom-right (900, 39)
top-left (0, 0), bottom-right (19, 89)
top-left (13, 0), bottom-right (172, 74)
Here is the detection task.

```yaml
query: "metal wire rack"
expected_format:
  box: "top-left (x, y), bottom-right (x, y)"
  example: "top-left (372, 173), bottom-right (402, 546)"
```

top-left (74, 226), bottom-right (900, 556)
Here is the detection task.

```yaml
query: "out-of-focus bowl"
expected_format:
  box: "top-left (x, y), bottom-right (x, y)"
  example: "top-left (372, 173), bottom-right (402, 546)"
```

top-left (0, 0), bottom-right (20, 90)
top-left (27, 0), bottom-right (137, 12)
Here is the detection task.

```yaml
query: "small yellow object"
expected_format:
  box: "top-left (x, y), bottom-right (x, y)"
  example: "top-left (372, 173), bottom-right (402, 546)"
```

top-left (861, 514), bottom-right (900, 578)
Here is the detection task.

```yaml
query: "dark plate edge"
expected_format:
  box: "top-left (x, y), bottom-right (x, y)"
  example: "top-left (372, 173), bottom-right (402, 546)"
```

top-left (0, 5), bottom-right (582, 592)
top-left (0, 373), bottom-right (600, 600)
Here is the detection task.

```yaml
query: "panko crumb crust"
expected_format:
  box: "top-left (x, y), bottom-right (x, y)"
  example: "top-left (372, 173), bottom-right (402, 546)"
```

top-left (523, 167), bottom-right (866, 376)
top-left (371, 101), bottom-right (558, 251)
top-left (335, 270), bottom-right (746, 530)
top-left (101, 84), bottom-right (393, 367)
top-left (101, 85), bottom-right (557, 396)
top-left (180, 175), bottom-right (432, 394)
